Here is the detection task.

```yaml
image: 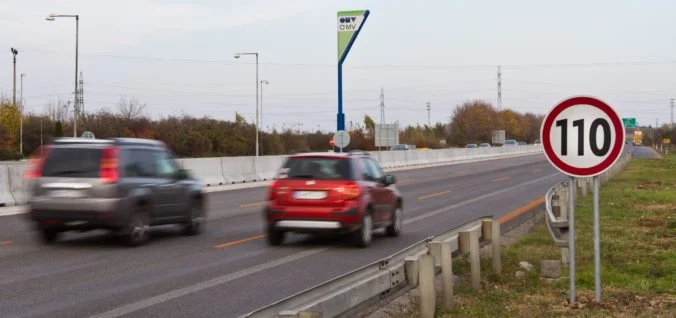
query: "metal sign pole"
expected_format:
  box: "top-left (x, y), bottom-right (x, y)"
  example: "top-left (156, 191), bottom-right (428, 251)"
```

top-left (593, 175), bottom-right (601, 302)
top-left (568, 176), bottom-right (576, 304)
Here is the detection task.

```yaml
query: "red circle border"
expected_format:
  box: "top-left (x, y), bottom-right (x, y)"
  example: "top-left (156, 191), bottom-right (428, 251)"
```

top-left (541, 96), bottom-right (625, 177)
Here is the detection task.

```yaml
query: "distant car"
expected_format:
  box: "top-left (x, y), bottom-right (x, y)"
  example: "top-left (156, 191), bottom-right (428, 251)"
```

top-left (390, 144), bottom-right (411, 151)
top-left (479, 143), bottom-right (491, 148)
top-left (264, 151), bottom-right (403, 247)
top-left (503, 140), bottom-right (518, 146)
top-left (518, 141), bottom-right (527, 145)
top-left (465, 144), bottom-right (478, 148)
top-left (534, 139), bottom-right (541, 145)
top-left (24, 137), bottom-right (207, 246)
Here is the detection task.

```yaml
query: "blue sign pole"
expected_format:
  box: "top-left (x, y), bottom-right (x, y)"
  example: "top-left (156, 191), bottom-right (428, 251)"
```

top-left (337, 63), bottom-right (345, 131)
top-left (336, 10), bottom-right (369, 132)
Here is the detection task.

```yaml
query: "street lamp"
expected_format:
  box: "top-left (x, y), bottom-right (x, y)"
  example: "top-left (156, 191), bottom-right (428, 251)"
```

top-left (46, 13), bottom-right (79, 137)
top-left (234, 52), bottom-right (260, 160)
top-left (10, 48), bottom-right (18, 106)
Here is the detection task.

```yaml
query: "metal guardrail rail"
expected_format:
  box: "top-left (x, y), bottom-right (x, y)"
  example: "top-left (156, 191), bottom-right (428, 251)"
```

top-left (240, 216), bottom-right (496, 318)
top-left (544, 152), bottom-right (633, 248)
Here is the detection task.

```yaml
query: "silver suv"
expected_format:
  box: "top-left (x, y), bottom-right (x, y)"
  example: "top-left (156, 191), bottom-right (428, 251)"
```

top-left (24, 137), bottom-right (206, 246)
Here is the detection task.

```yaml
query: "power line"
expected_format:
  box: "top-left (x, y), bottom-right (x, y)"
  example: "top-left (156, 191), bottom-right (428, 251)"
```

top-left (20, 48), bottom-right (676, 69)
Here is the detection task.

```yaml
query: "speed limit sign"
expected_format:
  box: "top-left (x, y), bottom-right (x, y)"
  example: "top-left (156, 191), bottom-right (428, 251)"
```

top-left (541, 96), bottom-right (625, 177)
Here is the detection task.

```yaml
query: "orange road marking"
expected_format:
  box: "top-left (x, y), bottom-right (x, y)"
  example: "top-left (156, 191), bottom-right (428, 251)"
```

top-left (213, 234), bottom-right (267, 249)
top-left (498, 197), bottom-right (546, 224)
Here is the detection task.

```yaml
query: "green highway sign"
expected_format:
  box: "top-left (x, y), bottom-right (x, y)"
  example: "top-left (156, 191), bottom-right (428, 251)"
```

top-left (622, 118), bottom-right (637, 128)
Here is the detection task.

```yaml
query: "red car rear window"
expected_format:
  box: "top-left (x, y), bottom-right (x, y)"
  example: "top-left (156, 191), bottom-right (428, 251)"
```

top-left (283, 157), bottom-right (353, 180)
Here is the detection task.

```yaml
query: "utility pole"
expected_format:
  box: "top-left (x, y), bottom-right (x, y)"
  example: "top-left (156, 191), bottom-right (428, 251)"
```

top-left (11, 48), bottom-right (18, 106)
top-left (497, 65), bottom-right (502, 112)
top-left (426, 102), bottom-right (431, 127)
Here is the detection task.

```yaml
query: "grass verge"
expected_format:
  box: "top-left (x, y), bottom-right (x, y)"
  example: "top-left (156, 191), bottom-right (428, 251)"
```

top-left (394, 155), bottom-right (675, 317)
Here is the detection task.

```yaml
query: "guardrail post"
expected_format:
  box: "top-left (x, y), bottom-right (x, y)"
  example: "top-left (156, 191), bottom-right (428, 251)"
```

top-left (482, 219), bottom-right (502, 275)
top-left (469, 230), bottom-right (481, 290)
top-left (419, 254), bottom-right (436, 318)
top-left (440, 241), bottom-right (454, 310)
top-left (429, 241), bottom-right (443, 268)
top-left (558, 184), bottom-right (570, 265)
top-left (405, 256), bottom-right (420, 287)
top-left (460, 229), bottom-right (481, 290)
top-left (579, 178), bottom-right (588, 197)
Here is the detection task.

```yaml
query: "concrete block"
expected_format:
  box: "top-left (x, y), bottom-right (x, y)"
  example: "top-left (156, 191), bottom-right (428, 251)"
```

top-left (540, 260), bottom-right (562, 279)
top-left (0, 165), bottom-right (15, 207)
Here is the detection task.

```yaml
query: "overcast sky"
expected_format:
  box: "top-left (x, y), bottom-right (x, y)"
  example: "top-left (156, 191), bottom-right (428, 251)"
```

top-left (2, 0), bottom-right (675, 132)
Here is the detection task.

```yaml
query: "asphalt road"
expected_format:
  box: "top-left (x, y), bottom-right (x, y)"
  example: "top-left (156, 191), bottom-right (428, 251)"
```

top-left (0, 153), bottom-right (563, 318)
top-left (629, 144), bottom-right (662, 159)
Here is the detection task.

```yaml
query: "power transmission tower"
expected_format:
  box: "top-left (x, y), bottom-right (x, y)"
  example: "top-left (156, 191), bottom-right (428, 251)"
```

top-left (79, 72), bottom-right (84, 116)
top-left (379, 87), bottom-right (385, 124)
top-left (426, 102), bottom-right (431, 127)
top-left (497, 65), bottom-right (502, 112)
top-left (671, 98), bottom-right (674, 128)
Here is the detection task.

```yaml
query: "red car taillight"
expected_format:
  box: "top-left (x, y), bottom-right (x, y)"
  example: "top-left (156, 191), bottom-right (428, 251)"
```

top-left (23, 146), bottom-right (51, 180)
top-left (100, 146), bottom-right (120, 183)
top-left (268, 180), bottom-right (281, 201)
top-left (336, 182), bottom-right (361, 200)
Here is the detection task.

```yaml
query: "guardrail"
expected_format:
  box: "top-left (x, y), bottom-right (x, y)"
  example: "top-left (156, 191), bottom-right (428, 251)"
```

top-left (544, 152), bottom-right (633, 248)
top-left (240, 216), bottom-right (502, 318)
top-left (0, 146), bottom-right (543, 208)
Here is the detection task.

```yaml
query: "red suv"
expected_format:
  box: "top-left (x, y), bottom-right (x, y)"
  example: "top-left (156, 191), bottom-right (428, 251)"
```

top-left (264, 151), bottom-right (403, 247)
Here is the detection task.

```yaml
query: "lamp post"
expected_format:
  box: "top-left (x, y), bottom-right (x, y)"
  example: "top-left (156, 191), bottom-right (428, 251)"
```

top-left (234, 52), bottom-right (260, 161)
top-left (46, 13), bottom-right (79, 137)
top-left (10, 48), bottom-right (18, 106)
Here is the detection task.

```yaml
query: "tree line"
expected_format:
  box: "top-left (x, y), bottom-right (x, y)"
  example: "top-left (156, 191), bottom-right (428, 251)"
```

top-left (5, 96), bottom-right (667, 160)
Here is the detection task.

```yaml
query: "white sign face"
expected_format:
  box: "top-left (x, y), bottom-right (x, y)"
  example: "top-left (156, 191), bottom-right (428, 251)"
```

top-left (337, 16), bottom-right (364, 32)
top-left (541, 97), bottom-right (625, 177)
top-left (333, 130), bottom-right (350, 148)
top-left (81, 131), bottom-right (95, 139)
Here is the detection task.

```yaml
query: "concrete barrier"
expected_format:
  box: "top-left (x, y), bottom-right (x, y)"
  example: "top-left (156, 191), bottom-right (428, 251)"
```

top-left (0, 166), bottom-right (15, 207)
top-left (179, 157), bottom-right (226, 187)
top-left (8, 165), bottom-right (27, 205)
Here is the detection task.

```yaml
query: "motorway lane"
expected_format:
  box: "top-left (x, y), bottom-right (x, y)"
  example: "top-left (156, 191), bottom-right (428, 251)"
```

top-left (0, 153), bottom-right (563, 318)
top-left (630, 145), bottom-right (662, 159)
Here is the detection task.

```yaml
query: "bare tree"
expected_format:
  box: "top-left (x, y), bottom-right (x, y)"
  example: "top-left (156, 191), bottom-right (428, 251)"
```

top-left (117, 95), bottom-right (146, 120)
top-left (44, 99), bottom-right (70, 122)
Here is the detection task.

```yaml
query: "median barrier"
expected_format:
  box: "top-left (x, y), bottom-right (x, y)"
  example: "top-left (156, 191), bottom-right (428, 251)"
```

top-left (8, 165), bottom-right (27, 205)
top-left (257, 156), bottom-right (286, 181)
top-left (180, 157), bottom-right (226, 187)
top-left (240, 216), bottom-right (500, 318)
top-left (222, 156), bottom-right (257, 183)
top-left (0, 165), bottom-right (15, 207)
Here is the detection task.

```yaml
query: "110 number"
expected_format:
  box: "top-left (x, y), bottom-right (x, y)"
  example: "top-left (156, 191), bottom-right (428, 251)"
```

top-left (555, 118), bottom-right (611, 156)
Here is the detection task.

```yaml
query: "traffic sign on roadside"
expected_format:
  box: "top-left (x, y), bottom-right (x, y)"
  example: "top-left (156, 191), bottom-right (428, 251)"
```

top-left (541, 96), bottom-right (625, 305)
top-left (541, 96), bottom-right (625, 178)
top-left (81, 131), bottom-right (95, 139)
top-left (333, 130), bottom-right (350, 149)
top-left (622, 118), bottom-right (637, 128)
